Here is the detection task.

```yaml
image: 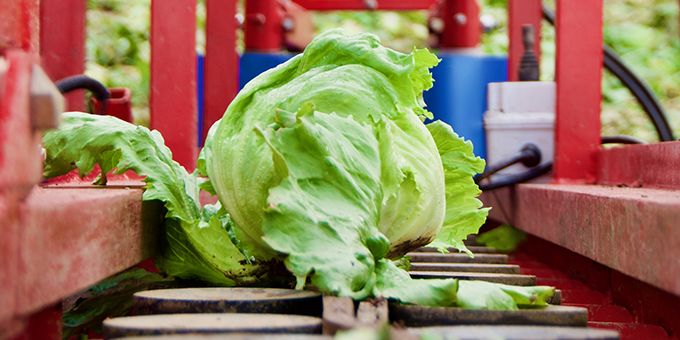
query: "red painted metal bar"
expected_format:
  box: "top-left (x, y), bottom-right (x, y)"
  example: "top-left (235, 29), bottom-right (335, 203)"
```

top-left (0, 0), bottom-right (40, 52)
top-left (507, 0), bottom-right (541, 81)
top-left (203, 0), bottom-right (238, 143)
top-left (292, 0), bottom-right (436, 11)
top-left (39, 0), bottom-right (86, 111)
top-left (553, 0), bottom-right (603, 182)
top-left (150, 0), bottom-right (198, 169)
top-left (245, 0), bottom-right (284, 52)
top-left (597, 142), bottom-right (680, 189)
top-left (436, 0), bottom-right (481, 49)
top-left (482, 183), bottom-right (680, 297)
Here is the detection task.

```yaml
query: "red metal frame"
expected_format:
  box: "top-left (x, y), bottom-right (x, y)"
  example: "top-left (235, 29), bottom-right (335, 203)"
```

top-left (150, 0), bottom-right (198, 170)
top-left (39, 0), bottom-right (86, 111)
top-left (0, 0), bottom-right (40, 52)
top-left (553, 0), bottom-right (603, 182)
top-left (245, 0), bottom-right (285, 51)
top-left (292, 0), bottom-right (436, 11)
top-left (507, 0), bottom-right (541, 81)
top-left (203, 0), bottom-right (239, 143)
top-left (434, 0), bottom-right (481, 49)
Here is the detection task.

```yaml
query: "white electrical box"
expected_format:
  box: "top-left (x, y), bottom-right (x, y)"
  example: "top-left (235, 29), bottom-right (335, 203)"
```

top-left (484, 81), bottom-right (555, 180)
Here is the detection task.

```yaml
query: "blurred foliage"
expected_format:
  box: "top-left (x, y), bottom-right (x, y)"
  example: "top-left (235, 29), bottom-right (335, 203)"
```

top-left (86, 0), bottom-right (679, 140)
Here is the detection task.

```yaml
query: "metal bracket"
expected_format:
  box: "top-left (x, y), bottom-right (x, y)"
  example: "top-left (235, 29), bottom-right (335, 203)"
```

top-left (29, 64), bottom-right (64, 131)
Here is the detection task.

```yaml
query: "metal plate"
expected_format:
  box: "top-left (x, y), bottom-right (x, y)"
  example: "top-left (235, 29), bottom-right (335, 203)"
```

top-left (410, 263), bottom-right (520, 274)
top-left (390, 304), bottom-right (588, 327)
top-left (103, 313), bottom-right (322, 338)
top-left (133, 288), bottom-right (322, 316)
top-left (409, 271), bottom-right (536, 286)
top-left (414, 325), bottom-right (619, 339)
top-left (408, 253), bottom-right (508, 264)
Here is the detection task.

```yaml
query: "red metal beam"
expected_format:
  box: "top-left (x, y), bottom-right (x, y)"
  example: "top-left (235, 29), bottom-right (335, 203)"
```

top-left (15, 187), bottom-right (160, 315)
top-left (292, 0), bottom-right (436, 11)
top-left (39, 0), bottom-right (86, 111)
top-left (507, 0), bottom-right (541, 81)
top-left (597, 142), bottom-right (680, 189)
top-left (203, 0), bottom-right (238, 143)
top-left (482, 183), bottom-right (680, 297)
top-left (435, 0), bottom-right (481, 49)
top-left (553, 0), bottom-right (603, 182)
top-left (245, 0), bottom-right (284, 52)
top-left (150, 0), bottom-right (198, 169)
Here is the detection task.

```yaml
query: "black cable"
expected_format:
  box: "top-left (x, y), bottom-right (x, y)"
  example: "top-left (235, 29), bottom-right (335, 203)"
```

top-left (55, 75), bottom-right (110, 115)
top-left (478, 162), bottom-right (552, 191)
top-left (601, 135), bottom-right (646, 145)
top-left (475, 144), bottom-right (542, 182)
top-left (542, 5), bottom-right (674, 142)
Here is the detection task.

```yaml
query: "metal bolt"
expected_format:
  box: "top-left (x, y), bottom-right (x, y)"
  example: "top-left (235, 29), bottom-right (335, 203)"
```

top-left (454, 13), bottom-right (467, 26)
top-left (29, 64), bottom-right (63, 131)
top-left (364, 0), bottom-right (377, 10)
top-left (282, 17), bottom-right (294, 32)
top-left (429, 17), bottom-right (445, 33)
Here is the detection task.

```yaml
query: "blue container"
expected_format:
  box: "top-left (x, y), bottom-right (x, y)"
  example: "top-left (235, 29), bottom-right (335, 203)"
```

top-left (424, 53), bottom-right (507, 158)
top-left (197, 54), bottom-right (205, 145)
top-left (239, 52), bottom-right (295, 89)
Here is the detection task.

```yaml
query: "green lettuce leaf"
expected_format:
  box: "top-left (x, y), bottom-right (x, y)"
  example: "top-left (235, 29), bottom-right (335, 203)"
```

top-left (42, 112), bottom-right (272, 286)
top-left (426, 121), bottom-right (489, 255)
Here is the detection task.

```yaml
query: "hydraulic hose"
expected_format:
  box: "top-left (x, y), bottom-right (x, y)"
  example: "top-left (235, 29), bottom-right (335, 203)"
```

top-left (55, 75), bottom-right (110, 115)
top-left (542, 5), bottom-right (674, 141)
top-left (475, 144), bottom-right (542, 182)
top-left (601, 135), bottom-right (646, 145)
top-left (477, 134), bottom-right (642, 190)
top-left (478, 162), bottom-right (552, 191)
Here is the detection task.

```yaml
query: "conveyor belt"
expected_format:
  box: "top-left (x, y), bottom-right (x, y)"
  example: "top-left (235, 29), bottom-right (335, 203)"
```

top-left (103, 242), bottom-right (674, 339)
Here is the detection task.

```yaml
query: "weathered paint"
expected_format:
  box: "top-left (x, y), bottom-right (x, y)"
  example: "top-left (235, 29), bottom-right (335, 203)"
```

top-left (0, 0), bottom-right (40, 52)
top-left (598, 141), bottom-right (680, 189)
top-left (507, 0), bottom-right (541, 81)
top-left (15, 187), bottom-right (161, 315)
top-left (482, 183), bottom-right (680, 297)
top-left (553, 0), bottom-right (603, 182)
top-left (150, 0), bottom-right (198, 169)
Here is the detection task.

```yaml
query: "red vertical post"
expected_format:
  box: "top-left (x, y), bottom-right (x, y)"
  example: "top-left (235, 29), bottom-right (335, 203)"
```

top-left (507, 0), bottom-right (542, 81)
top-left (0, 0), bottom-right (40, 52)
top-left (245, 0), bottom-right (283, 51)
top-left (438, 0), bottom-right (481, 48)
top-left (203, 0), bottom-right (238, 143)
top-left (150, 0), bottom-right (198, 169)
top-left (39, 0), bottom-right (86, 111)
top-left (553, 0), bottom-right (603, 182)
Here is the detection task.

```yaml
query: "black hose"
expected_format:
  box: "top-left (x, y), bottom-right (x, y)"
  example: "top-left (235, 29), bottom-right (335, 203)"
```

top-left (475, 144), bottom-right (542, 182)
top-left (601, 135), bottom-right (646, 145)
top-left (542, 5), bottom-right (674, 142)
top-left (55, 75), bottom-right (110, 114)
top-left (478, 162), bottom-right (552, 191)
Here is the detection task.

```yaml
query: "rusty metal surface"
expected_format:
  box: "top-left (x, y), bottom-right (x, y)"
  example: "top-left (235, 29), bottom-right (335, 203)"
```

top-left (597, 142), bottom-right (680, 189)
top-left (409, 271), bottom-right (536, 286)
top-left (410, 263), bottom-right (520, 274)
top-left (483, 183), bottom-right (680, 297)
top-left (103, 313), bottom-right (323, 338)
top-left (133, 288), bottom-right (322, 316)
top-left (390, 304), bottom-right (588, 327)
top-left (408, 253), bottom-right (508, 264)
